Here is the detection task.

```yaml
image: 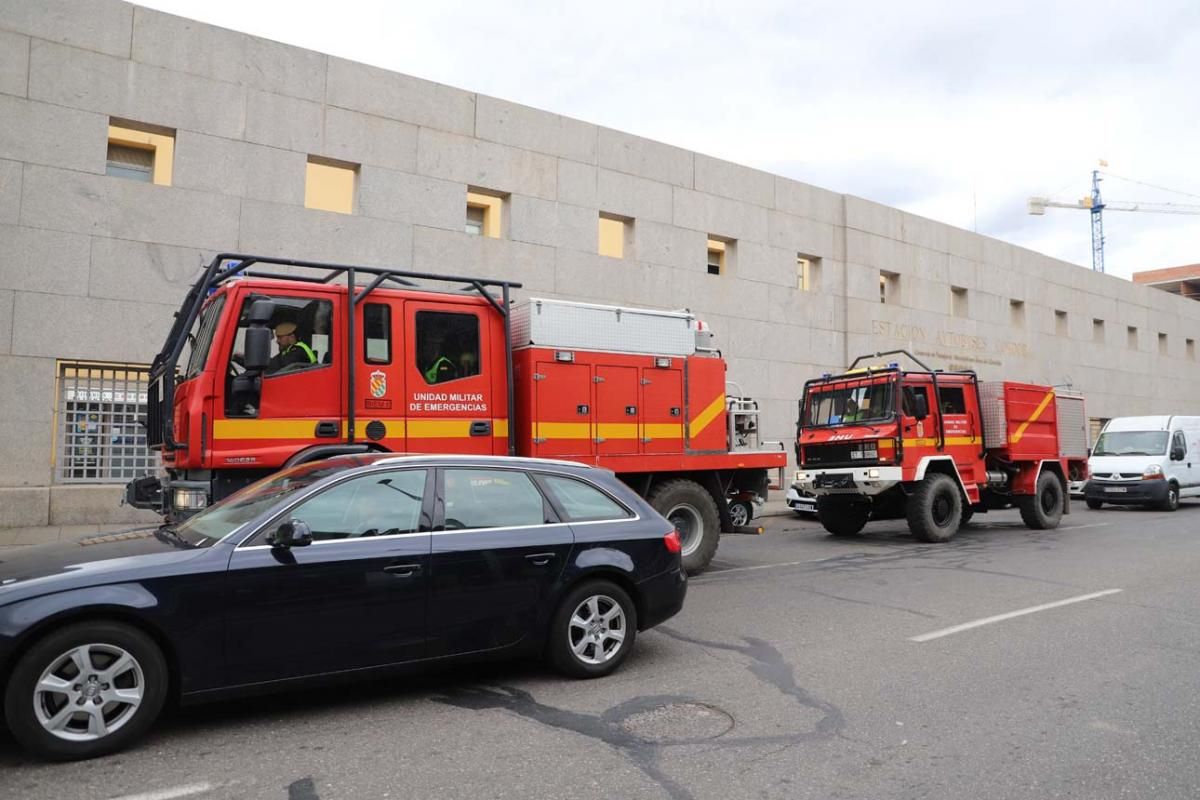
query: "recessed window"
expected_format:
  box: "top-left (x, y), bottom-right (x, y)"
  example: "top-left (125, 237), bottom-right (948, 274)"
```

top-left (1187, 338), bottom-right (1196, 360)
top-left (1092, 319), bottom-right (1105, 342)
top-left (707, 238), bottom-right (727, 276)
top-left (305, 156), bottom-right (358, 214)
top-left (1127, 326), bottom-right (1138, 349)
top-left (880, 271), bottom-right (900, 304)
top-left (798, 254), bottom-right (821, 291)
top-left (1055, 310), bottom-right (1068, 336)
top-left (466, 189), bottom-right (505, 238)
top-left (1010, 299), bottom-right (1025, 328)
top-left (951, 286), bottom-right (969, 318)
top-left (599, 213), bottom-right (632, 259)
top-left (1159, 332), bottom-right (1168, 355)
top-left (106, 121), bottom-right (174, 185)
top-left (55, 361), bottom-right (158, 483)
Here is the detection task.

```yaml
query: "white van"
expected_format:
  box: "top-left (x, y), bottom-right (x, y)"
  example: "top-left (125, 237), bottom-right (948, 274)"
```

top-left (1084, 416), bottom-right (1200, 511)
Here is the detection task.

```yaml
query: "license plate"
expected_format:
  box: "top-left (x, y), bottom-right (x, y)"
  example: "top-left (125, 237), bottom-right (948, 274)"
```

top-left (1104, 487), bottom-right (1128, 493)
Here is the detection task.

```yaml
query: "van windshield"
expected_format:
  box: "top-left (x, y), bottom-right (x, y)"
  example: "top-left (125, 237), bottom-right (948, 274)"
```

top-left (1092, 430), bottom-right (1168, 457)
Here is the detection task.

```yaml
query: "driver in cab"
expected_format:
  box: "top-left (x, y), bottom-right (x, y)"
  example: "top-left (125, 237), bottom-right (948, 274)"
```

top-left (267, 321), bottom-right (316, 374)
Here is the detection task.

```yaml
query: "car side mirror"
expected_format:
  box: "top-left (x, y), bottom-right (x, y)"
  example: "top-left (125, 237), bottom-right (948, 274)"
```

top-left (1171, 447), bottom-right (1185, 461)
top-left (244, 327), bottom-right (272, 371)
top-left (913, 395), bottom-right (929, 421)
top-left (269, 519), bottom-right (312, 548)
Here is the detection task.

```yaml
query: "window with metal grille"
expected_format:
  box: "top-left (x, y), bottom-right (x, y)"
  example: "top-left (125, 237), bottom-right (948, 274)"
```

top-left (56, 362), bottom-right (159, 483)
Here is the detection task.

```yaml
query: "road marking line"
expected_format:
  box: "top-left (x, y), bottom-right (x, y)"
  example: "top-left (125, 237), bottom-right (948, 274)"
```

top-left (108, 783), bottom-right (214, 800)
top-left (909, 589), bottom-right (1123, 642)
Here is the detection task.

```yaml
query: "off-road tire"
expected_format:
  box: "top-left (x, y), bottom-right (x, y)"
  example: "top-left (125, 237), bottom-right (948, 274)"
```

top-left (647, 479), bottom-right (721, 575)
top-left (907, 473), bottom-right (963, 542)
top-left (816, 498), bottom-right (870, 536)
top-left (547, 580), bottom-right (638, 679)
top-left (4, 621), bottom-right (168, 761)
top-left (1019, 472), bottom-right (1065, 530)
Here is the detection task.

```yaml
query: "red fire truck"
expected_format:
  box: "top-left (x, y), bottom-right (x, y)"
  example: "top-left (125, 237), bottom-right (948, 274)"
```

top-left (126, 254), bottom-right (786, 573)
top-left (792, 351), bottom-right (1089, 541)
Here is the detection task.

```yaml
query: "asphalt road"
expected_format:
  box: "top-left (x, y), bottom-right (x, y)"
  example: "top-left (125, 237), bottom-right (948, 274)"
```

top-left (3, 502), bottom-right (1200, 800)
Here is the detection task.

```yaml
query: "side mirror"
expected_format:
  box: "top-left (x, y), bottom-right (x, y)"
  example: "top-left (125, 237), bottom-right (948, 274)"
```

top-left (244, 326), bottom-right (272, 371)
top-left (269, 519), bottom-right (313, 548)
top-left (1171, 447), bottom-right (1186, 462)
top-left (913, 394), bottom-right (929, 421)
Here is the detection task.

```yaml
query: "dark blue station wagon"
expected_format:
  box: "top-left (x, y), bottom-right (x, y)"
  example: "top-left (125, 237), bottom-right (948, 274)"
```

top-left (0, 454), bottom-right (687, 760)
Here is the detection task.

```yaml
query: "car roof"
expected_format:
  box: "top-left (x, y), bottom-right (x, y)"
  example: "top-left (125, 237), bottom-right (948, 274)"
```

top-left (321, 452), bottom-right (607, 472)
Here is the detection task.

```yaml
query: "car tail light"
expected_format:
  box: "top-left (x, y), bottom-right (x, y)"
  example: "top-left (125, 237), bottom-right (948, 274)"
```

top-left (663, 530), bottom-right (682, 553)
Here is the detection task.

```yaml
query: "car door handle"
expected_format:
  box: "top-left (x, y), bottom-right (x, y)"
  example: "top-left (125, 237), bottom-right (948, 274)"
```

top-left (525, 552), bottom-right (557, 566)
top-left (383, 563), bottom-right (422, 578)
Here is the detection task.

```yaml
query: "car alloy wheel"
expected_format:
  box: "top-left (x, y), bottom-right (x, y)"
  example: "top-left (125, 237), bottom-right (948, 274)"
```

top-left (33, 644), bottom-right (145, 742)
top-left (568, 593), bottom-right (627, 666)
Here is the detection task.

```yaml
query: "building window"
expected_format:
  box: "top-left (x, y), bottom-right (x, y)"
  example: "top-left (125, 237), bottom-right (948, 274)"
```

top-left (55, 361), bottom-right (158, 483)
top-left (798, 255), bottom-right (821, 291)
top-left (305, 156), bottom-right (358, 214)
top-left (599, 213), bottom-right (632, 259)
top-left (706, 238), bottom-right (727, 275)
top-left (466, 189), bottom-right (505, 238)
top-left (1159, 332), bottom-right (1168, 355)
top-left (951, 286), bottom-right (969, 318)
top-left (106, 121), bottom-right (174, 185)
top-left (1055, 310), bottom-right (1068, 336)
top-left (1188, 338), bottom-right (1196, 360)
top-left (1092, 319), bottom-right (1105, 343)
top-left (1010, 299), bottom-right (1025, 328)
top-left (1127, 326), bottom-right (1138, 349)
top-left (880, 271), bottom-right (900, 304)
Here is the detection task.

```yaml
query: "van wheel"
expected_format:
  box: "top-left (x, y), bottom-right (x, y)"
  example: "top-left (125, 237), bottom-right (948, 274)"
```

top-left (648, 479), bottom-right (720, 575)
top-left (816, 498), bottom-right (870, 536)
top-left (4, 621), bottom-right (168, 761)
top-left (1160, 483), bottom-right (1180, 512)
top-left (1019, 472), bottom-right (1065, 530)
top-left (1085, 499), bottom-right (1103, 510)
top-left (908, 473), bottom-right (962, 542)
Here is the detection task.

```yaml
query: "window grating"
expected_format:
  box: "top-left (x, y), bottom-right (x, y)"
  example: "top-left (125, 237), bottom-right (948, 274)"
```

top-left (56, 362), bottom-right (159, 483)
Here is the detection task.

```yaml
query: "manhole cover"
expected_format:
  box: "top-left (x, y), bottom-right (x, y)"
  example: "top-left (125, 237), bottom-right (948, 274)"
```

top-left (620, 702), bottom-right (734, 743)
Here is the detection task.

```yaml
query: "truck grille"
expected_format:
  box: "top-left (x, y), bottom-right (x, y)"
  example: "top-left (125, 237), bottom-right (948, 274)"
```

top-left (803, 441), bottom-right (881, 468)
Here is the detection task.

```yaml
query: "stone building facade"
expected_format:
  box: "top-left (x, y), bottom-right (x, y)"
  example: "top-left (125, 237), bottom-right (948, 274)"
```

top-left (2, 0), bottom-right (1198, 527)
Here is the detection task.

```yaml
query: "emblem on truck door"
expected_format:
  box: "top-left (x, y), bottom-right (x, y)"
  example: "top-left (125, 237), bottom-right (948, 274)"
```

top-left (370, 370), bottom-right (387, 398)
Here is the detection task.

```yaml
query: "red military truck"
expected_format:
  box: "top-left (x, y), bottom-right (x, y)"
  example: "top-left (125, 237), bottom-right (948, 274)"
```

top-left (126, 254), bottom-right (786, 573)
top-left (791, 351), bottom-right (1088, 541)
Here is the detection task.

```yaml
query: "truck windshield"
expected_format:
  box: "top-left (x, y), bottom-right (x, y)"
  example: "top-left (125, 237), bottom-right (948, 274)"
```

top-left (168, 459), bottom-right (355, 546)
top-left (803, 379), bottom-right (895, 427)
top-left (183, 295), bottom-right (226, 380)
top-left (1092, 430), bottom-right (1168, 457)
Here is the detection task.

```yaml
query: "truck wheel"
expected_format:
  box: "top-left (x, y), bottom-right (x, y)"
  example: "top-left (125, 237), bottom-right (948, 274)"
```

top-left (4, 621), bottom-right (168, 761)
top-left (907, 473), bottom-right (962, 542)
top-left (648, 479), bottom-right (720, 575)
top-left (1085, 498), bottom-right (1103, 510)
top-left (1019, 472), bottom-right (1065, 529)
top-left (816, 498), bottom-right (870, 536)
top-left (1159, 483), bottom-right (1180, 512)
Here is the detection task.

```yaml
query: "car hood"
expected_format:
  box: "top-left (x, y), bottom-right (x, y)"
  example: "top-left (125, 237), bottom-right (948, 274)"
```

top-left (1089, 455), bottom-right (1162, 475)
top-left (0, 527), bottom-right (212, 598)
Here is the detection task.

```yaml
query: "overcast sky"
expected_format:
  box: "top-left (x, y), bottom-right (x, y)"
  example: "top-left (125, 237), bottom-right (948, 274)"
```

top-left (135, 0), bottom-right (1200, 280)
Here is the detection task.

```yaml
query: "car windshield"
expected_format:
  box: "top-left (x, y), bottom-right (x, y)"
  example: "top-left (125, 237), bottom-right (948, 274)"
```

top-left (803, 378), bottom-right (895, 427)
top-left (169, 460), bottom-right (356, 546)
top-left (1092, 430), bottom-right (1169, 457)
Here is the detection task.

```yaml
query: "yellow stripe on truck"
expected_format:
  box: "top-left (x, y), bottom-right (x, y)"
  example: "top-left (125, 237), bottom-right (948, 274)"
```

top-left (214, 418), bottom-right (510, 441)
top-left (688, 395), bottom-right (726, 439)
top-left (1010, 392), bottom-right (1055, 444)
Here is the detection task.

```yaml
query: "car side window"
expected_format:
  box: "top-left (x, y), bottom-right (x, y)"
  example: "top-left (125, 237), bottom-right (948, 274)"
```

top-left (282, 470), bottom-right (428, 541)
top-left (937, 387), bottom-right (967, 414)
top-left (902, 386), bottom-right (929, 416)
top-left (442, 468), bottom-right (548, 530)
top-left (539, 474), bottom-right (631, 522)
top-left (1173, 431), bottom-right (1187, 456)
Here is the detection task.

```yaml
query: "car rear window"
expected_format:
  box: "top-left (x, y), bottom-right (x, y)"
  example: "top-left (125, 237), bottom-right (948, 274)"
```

top-left (540, 475), bottom-right (632, 522)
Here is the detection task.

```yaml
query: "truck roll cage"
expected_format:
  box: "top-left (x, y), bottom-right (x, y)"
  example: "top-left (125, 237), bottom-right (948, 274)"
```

top-left (800, 349), bottom-right (986, 457)
top-left (148, 253), bottom-right (523, 457)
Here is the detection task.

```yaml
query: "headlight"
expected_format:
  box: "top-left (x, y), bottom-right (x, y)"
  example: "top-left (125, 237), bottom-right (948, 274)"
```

top-left (867, 468), bottom-right (881, 479)
top-left (173, 488), bottom-right (209, 510)
top-left (1143, 464), bottom-right (1164, 480)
